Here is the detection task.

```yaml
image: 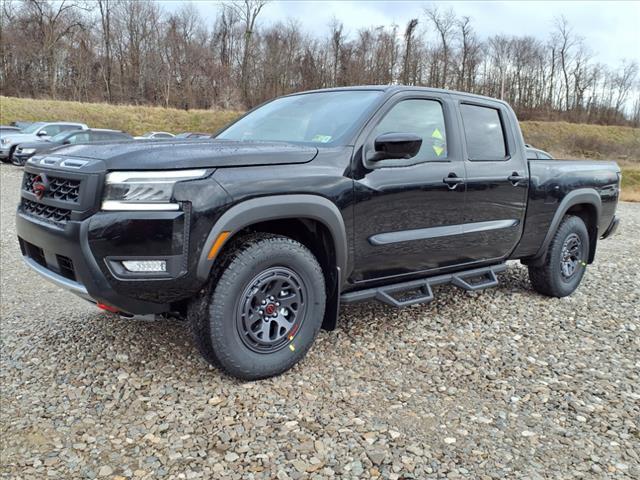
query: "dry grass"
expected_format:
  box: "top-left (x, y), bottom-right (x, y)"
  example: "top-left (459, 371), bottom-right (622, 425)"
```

top-left (2, 96), bottom-right (639, 200)
top-left (0, 96), bottom-right (242, 136)
top-left (520, 121), bottom-right (640, 164)
top-left (519, 121), bottom-right (640, 202)
top-left (618, 164), bottom-right (640, 202)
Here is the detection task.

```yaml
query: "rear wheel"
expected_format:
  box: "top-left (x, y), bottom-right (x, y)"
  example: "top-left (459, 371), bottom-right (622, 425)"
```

top-left (528, 215), bottom-right (589, 297)
top-left (189, 233), bottom-right (326, 380)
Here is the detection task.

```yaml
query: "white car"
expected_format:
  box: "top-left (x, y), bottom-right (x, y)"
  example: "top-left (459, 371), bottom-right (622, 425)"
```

top-left (134, 131), bottom-right (175, 140)
top-left (0, 122), bottom-right (88, 162)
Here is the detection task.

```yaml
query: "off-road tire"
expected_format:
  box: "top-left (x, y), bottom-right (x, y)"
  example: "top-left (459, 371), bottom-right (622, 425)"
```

top-left (528, 215), bottom-right (589, 297)
top-left (189, 233), bottom-right (326, 380)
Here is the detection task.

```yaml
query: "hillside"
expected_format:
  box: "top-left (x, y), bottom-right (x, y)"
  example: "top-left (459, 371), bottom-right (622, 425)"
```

top-left (0, 96), bottom-right (241, 136)
top-left (1, 96), bottom-right (638, 200)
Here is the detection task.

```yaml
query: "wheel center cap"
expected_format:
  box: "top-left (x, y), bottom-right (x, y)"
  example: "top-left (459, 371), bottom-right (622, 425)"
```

top-left (265, 303), bottom-right (277, 315)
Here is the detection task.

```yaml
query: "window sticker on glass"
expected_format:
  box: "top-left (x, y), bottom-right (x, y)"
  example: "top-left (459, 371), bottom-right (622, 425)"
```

top-left (431, 127), bottom-right (445, 157)
top-left (312, 134), bottom-right (332, 143)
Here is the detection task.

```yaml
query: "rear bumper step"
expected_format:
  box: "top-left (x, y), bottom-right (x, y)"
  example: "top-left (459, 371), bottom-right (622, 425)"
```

top-left (341, 263), bottom-right (507, 308)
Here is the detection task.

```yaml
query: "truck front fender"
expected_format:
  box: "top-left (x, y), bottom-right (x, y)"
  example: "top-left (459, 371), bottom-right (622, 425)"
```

top-left (196, 194), bottom-right (348, 282)
top-left (531, 188), bottom-right (602, 262)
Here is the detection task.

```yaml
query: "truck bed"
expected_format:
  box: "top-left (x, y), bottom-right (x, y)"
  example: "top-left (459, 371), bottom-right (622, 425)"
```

top-left (512, 159), bottom-right (620, 259)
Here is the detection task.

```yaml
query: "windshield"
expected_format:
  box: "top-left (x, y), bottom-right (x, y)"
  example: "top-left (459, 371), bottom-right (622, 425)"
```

top-left (20, 122), bottom-right (46, 134)
top-left (217, 90), bottom-right (382, 145)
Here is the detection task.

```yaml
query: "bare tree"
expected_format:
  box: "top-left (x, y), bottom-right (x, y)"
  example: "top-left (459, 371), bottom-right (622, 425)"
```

top-left (425, 6), bottom-right (456, 88)
top-left (97, 0), bottom-right (113, 102)
top-left (401, 19), bottom-right (418, 85)
top-left (230, 0), bottom-right (267, 107)
top-left (555, 16), bottom-right (576, 110)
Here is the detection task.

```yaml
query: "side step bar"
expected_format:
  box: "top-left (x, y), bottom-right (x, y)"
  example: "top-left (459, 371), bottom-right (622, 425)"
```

top-left (341, 263), bottom-right (507, 308)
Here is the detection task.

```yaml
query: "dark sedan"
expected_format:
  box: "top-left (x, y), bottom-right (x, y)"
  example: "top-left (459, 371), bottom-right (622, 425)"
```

top-left (12, 129), bottom-right (132, 166)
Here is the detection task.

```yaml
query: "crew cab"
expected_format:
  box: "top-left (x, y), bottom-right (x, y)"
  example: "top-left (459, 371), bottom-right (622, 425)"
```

top-left (15, 86), bottom-right (620, 380)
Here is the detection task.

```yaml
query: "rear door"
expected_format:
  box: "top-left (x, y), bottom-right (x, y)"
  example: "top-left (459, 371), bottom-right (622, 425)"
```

top-left (455, 99), bottom-right (529, 262)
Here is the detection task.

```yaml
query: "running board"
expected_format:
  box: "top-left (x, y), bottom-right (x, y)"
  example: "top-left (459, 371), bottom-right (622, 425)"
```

top-left (341, 264), bottom-right (507, 308)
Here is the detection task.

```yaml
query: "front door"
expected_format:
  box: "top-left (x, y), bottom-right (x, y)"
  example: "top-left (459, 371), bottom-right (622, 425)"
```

top-left (350, 92), bottom-right (468, 283)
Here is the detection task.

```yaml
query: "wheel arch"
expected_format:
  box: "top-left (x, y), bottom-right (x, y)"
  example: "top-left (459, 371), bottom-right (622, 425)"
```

top-left (532, 188), bottom-right (602, 264)
top-left (196, 195), bottom-right (348, 330)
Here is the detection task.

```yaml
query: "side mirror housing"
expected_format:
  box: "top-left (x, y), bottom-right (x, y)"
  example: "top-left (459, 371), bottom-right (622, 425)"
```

top-left (370, 133), bottom-right (422, 161)
top-left (63, 140), bottom-right (71, 145)
top-left (37, 130), bottom-right (48, 137)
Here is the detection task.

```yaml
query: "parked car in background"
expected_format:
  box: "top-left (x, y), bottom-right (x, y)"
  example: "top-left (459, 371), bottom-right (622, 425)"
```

top-left (0, 122), bottom-right (88, 162)
top-left (526, 145), bottom-right (554, 159)
top-left (12, 129), bottom-right (132, 166)
top-left (134, 131), bottom-right (174, 140)
top-left (175, 132), bottom-right (212, 139)
top-left (0, 125), bottom-right (21, 137)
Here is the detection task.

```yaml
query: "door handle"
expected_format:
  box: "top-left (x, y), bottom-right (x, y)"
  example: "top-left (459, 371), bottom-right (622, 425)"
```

top-left (443, 173), bottom-right (464, 190)
top-left (508, 172), bottom-right (525, 186)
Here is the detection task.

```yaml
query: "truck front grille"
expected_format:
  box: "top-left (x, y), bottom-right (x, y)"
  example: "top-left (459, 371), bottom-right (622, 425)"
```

top-left (23, 173), bottom-right (81, 203)
top-left (21, 199), bottom-right (72, 224)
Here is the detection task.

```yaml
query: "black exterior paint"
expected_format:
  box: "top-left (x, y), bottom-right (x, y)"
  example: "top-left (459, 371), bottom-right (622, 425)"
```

top-left (15, 86), bottom-right (621, 317)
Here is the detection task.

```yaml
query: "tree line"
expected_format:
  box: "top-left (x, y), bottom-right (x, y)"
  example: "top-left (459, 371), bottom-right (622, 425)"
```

top-left (1, 0), bottom-right (639, 126)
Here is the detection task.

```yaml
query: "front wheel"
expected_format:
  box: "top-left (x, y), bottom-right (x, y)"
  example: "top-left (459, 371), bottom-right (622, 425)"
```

top-left (528, 215), bottom-right (589, 297)
top-left (189, 233), bottom-right (326, 380)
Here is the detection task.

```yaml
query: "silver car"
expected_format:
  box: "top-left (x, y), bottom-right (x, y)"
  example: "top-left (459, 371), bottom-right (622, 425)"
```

top-left (0, 122), bottom-right (88, 162)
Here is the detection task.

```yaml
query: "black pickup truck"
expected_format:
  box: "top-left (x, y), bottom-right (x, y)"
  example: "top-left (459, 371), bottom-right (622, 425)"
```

top-left (16, 86), bottom-right (621, 379)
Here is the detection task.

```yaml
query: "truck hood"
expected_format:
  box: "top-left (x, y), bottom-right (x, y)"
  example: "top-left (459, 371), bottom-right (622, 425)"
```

top-left (2, 133), bottom-right (43, 145)
top-left (16, 140), bottom-right (57, 151)
top-left (51, 139), bottom-right (318, 170)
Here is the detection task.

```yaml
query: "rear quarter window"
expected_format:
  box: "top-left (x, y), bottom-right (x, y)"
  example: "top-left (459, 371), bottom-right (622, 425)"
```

top-left (460, 104), bottom-right (507, 161)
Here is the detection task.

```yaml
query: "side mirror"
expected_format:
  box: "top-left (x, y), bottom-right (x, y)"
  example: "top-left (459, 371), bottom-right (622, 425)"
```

top-left (370, 133), bottom-right (422, 161)
top-left (63, 140), bottom-right (71, 145)
top-left (37, 130), bottom-right (48, 137)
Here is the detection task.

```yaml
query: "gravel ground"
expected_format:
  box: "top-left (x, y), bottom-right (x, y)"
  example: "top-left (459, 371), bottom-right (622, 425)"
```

top-left (1, 162), bottom-right (639, 479)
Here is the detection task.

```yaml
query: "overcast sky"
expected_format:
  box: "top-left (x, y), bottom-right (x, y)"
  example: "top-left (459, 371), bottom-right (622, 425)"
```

top-left (165, 0), bottom-right (639, 69)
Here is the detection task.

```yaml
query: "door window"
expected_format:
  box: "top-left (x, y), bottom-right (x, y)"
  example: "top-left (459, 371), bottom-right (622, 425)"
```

top-left (40, 125), bottom-right (61, 136)
top-left (67, 132), bottom-right (90, 144)
top-left (460, 104), bottom-right (507, 160)
top-left (373, 99), bottom-right (448, 161)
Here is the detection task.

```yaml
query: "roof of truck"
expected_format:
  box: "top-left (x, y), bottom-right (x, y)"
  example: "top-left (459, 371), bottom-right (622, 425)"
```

top-left (288, 85), bottom-right (510, 107)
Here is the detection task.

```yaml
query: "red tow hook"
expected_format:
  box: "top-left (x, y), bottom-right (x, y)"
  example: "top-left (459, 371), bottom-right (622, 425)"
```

top-left (97, 303), bottom-right (120, 314)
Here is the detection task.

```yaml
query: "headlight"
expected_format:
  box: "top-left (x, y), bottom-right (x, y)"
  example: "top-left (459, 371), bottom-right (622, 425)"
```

top-left (1, 138), bottom-right (10, 145)
top-left (101, 169), bottom-right (208, 211)
top-left (20, 148), bottom-right (36, 154)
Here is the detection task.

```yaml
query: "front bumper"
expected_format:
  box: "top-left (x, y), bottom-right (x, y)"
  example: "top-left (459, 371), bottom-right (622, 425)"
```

top-left (16, 207), bottom-right (201, 314)
top-left (16, 211), bottom-right (177, 314)
top-left (0, 147), bottom-right (11, 159)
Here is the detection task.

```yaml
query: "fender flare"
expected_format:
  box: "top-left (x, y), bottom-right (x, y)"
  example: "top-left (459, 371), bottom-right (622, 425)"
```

top-left (532, 188), bottom-right (602, 260)
top-left (196, 194), bottom-right (348, 281)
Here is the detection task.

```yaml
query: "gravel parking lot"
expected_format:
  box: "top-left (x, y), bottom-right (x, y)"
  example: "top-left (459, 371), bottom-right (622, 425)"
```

top-left (1, 162), bottom-right (639, 479)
